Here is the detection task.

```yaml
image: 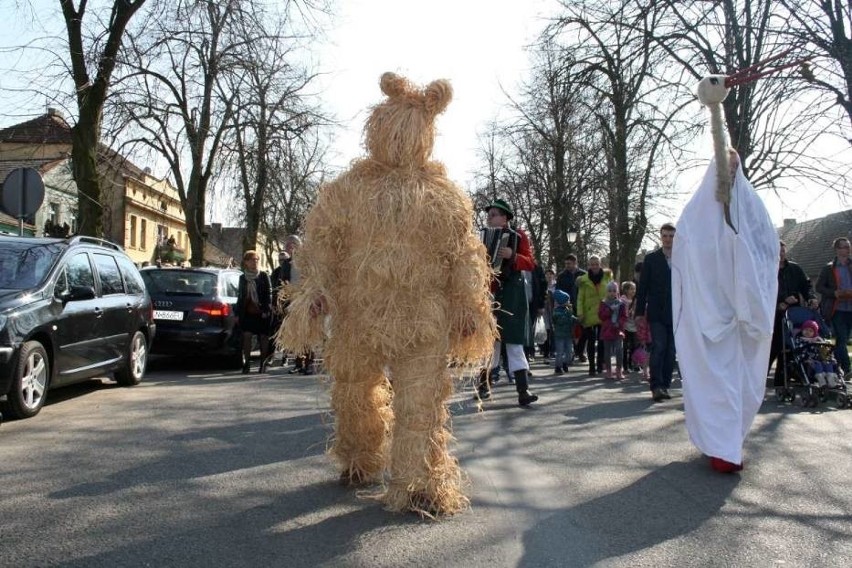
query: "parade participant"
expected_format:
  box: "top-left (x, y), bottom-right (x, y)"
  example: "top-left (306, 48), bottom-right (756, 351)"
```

top-left (598, 281), bottom-right (627, 380)
top-left (576, 256), bottom-right (613, 376)
top-left (551, 289), bottom-right (577, 375)
top-left (768, 241), bottom-right (817, 386)
top-left (557, 254), bottom-right (586, 363)
top-left (672, 149), bottom-right (778, 473)
top-left (278, 73), bottom-right (495, 517)
top-left (636, 224), bottom-right (676, 401)
top-left (477, 199), bottom-right (539, 406)
top-left (236, 250), bottom-right (273, 374)
top-left (815, 237), bottom-right (852, 379)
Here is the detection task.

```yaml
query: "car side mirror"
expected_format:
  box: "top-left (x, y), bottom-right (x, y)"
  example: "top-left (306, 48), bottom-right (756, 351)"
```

top-left (63, 285), bottom-right (96, 302)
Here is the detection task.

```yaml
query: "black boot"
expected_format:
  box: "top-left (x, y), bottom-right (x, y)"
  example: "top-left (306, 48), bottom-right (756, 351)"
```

top-left (477, 368), bottom-right (491, 400)
top-left (514, 370), bottom-right (538, 406)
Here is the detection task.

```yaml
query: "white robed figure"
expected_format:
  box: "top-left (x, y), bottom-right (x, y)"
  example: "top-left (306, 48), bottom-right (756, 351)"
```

top-left (672, 153), bottom-right (778, 468)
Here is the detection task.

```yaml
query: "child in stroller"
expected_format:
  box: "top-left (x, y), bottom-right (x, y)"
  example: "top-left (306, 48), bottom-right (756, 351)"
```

top-left (777, 307), bottom-right (850, 408)
top-left (798, 320), bottom-right (843, 389)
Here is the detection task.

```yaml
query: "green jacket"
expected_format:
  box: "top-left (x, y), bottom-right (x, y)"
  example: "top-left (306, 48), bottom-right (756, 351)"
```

top-left (576, 269), bottom-right (614, 327)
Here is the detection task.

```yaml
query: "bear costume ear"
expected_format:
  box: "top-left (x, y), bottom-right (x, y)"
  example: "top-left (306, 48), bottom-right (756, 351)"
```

top-left (424, 79), bottom-right (452, 115)
top-left (380, 72), bottom-right (409, 98)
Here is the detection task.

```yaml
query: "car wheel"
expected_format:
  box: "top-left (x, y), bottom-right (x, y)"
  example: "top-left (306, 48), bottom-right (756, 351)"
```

top-left (115, 331), bottom-right (147, 386)
top-left (0, 341), bottom-right (50, 419)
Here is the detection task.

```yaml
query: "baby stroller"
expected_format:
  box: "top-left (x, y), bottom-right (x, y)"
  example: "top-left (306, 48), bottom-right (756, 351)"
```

top-left (775, 306), bottom-right (850, 408)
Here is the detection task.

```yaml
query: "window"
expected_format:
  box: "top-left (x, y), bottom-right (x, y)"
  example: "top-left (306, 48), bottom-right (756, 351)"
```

top-left (93, 253), bottom-right (124, 295)
top-left (69, 210), bottom-right (77, 234)
top-left (66, 253), bottom-right (95, 290)
top-left (129, 215), bottom-right (137, 248)
top-left (223, 273), bottom-right (240, 298)
top-left (116, 256), bottom-right (145, 295)
top-left (48, 202), bottom-right (59, 224)
top-left (0, 242), bottom-right (63, 290)
top-left (140, 219), bottom-right (147, 250)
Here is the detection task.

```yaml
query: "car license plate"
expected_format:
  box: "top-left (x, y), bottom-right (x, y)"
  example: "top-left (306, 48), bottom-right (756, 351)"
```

top-left (154, 310), bottom-right (184, 321)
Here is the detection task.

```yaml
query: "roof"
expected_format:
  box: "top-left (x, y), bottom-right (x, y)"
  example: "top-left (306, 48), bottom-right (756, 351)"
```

top-left (0, 157), bottom-right (68, 183)
top-left (0, 110), bottom-right (72, 145)
top-left (778, 209), bottom-right (852, 280)
top-left (0, 111), bottom-right (146, 180)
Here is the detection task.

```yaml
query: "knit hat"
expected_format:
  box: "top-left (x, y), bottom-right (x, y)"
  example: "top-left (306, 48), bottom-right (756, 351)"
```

top-left (553, 289), bottom-right (570, 306)
top-left (801, 320), bottom-right (820, 336)
top-left (606, 281), bottom-right (619, 294)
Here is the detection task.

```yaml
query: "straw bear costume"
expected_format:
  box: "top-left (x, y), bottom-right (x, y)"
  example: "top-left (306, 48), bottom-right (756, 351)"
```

top-left (279, 72), bottom-right (496, 516)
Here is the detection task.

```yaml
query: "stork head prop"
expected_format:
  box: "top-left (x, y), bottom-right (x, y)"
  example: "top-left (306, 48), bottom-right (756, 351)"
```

top-left (696, 48), bottom-right (809, 212)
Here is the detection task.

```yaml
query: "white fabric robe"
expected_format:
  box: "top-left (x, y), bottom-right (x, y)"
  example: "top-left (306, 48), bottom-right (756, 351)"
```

top-left (672, 159), bottom-right (779, 465)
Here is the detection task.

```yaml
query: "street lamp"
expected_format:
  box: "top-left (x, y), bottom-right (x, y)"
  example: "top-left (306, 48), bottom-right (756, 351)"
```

top-left (567, 227), bottom-right (578, 244)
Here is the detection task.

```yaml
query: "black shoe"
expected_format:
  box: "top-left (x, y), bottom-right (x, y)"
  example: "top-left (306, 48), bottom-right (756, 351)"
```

top-left (518, 391), bottom-right (539, 406)
top-left (554, 367), bottom-right (563, 375)
top-left (652, 389), bottom-right (665, 402)
top-left (242, 363), bottom-right (251, 375)
top-left (562, 364), bottom-right (569, 373)
top-left (661, 389), bottom-right (672, 400)
top-left (514, 370), bottom-right (538, 406)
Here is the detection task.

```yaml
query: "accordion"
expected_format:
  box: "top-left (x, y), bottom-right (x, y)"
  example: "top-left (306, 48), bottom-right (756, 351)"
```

top-left (481, 226), bottom-right (518, 276)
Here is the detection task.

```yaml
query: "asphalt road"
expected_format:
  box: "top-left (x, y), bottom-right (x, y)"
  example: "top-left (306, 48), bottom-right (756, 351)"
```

top-left (1, 355), bottom-right (850, 567)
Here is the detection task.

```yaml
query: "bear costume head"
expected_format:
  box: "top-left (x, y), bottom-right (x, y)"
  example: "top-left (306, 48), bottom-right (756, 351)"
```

top-left (364, 72), bottom-right (453, 168)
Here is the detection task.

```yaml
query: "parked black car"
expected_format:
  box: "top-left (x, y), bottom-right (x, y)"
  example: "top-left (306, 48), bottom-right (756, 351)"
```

top-left (0, 235), bottom-right (156, 421)
top-left (139, 267), bottom-right (244, 368)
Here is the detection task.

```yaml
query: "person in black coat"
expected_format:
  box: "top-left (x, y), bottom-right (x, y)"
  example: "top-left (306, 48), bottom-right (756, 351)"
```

top-left (769, 241), bottom-right (817, 386)
top-left (236, 250), bottom-right (273, 374)
top-left (556, 254), bottom-right (586, 362)
top-left (635, 223), bottom-right (676, 402)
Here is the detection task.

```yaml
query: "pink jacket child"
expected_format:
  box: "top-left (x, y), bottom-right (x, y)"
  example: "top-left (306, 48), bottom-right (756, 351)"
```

top-left (598, 294), bottom-right (628, 341)
top-left (598, 282), bottom-right (628, 379)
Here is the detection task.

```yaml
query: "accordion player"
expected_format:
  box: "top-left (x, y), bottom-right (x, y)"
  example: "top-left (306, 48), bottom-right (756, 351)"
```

top-left (481, 226), bottom-right (519, 277)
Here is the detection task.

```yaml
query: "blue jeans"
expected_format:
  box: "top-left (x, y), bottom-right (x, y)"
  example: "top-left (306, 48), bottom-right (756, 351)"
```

top-left (831, 310), bottom-right (852, 375)
top-left (649, 321), bottom-right (676, 391)
top-left (553, 336), bottom-right (573, 369)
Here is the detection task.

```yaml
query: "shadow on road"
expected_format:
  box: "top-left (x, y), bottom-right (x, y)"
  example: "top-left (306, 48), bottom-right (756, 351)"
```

top-left (48, 411), bottom-right (329, 500)
top-left (58, 480), bottom-right (421, 568)
top-left (518, 459), bottom-right (738, 566)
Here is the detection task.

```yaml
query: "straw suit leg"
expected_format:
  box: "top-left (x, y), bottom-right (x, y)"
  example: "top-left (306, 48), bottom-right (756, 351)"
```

top-left (383, 344), bottom-right (467, 517)
top-left (327, 347), bottom-right (392, 486)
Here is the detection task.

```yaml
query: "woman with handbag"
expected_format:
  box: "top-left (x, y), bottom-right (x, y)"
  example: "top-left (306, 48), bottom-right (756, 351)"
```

top-left (236, 250), bottom-right (273, 374)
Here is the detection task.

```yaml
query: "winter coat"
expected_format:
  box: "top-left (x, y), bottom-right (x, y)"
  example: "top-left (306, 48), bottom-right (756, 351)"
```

top-left (576, 269), bottom-right (614, 327)
top-left (598, 299), bottom-right (627, 341)
top-left (552, 305), bottom-right (578, 339)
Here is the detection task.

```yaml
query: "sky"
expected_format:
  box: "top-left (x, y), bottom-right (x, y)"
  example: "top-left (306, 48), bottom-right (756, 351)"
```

top-left (0, 0), bottom-right (849, 230)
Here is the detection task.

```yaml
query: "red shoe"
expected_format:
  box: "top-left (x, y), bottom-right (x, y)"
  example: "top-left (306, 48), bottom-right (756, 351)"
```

top-left (709, 457), bottom-right (743, 473)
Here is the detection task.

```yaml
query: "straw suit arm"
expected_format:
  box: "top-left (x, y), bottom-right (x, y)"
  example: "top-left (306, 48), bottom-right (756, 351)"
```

top-left (444, 205), bottom-right (497, 362)
top-left (279, 183), bottom-right (347, 351)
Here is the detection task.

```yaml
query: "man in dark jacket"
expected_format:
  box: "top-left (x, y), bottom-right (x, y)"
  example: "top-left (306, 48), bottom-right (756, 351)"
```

top-left (556, 254), bottom-right (586, 362)
top-left (635, 223), bottom-right (676, 402)
top-left (769, 241), bottom-right (817, 386)
top-left (815, 237), bottom-right (852, 378)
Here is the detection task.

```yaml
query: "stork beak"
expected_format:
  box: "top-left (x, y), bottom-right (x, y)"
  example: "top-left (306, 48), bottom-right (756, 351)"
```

top-left (724, 48), bottom-right (810, 88)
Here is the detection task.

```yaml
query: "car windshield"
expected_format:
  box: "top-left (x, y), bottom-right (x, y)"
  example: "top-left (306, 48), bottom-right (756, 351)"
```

top-left (0, 241), bottom-right (64, 290)
top-left (141, 270), bottom-right (218, 297)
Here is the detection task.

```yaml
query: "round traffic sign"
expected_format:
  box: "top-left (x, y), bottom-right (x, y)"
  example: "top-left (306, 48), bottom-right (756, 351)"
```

top-left (1, 167), bottom-right (45, 218)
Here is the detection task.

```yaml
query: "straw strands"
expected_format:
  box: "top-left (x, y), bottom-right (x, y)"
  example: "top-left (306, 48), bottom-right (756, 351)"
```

top-left (277, 73), bottom-right (495, 517)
